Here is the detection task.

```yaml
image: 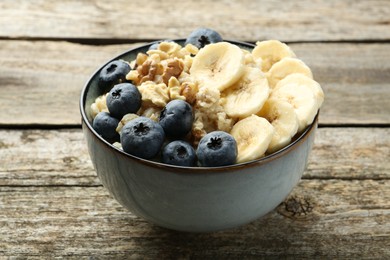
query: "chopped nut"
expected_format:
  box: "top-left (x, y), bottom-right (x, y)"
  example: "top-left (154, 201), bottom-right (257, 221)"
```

top-left (168, 76), bottom-right (180, 88)
top-left (184, 43), bottom-right (199, 56)
top-left (168, 77), bottom-right (186, 100)
top-left (162, 58), bottom-right (184, 85)
top-left (137, 59), bottom-right (151, 77)
top-left (126, 70), bottom-right (140, 85)
top-left (90, 93), bottom-right (108, 118)
top-left (149, 53), bottom-right (162, 63)
top-left (175, 43), bottom-right (199, 59)
top-left (135, 53), bottom-right (148, 68)
top-left (158, 41), bottom-right (182, 55)
top-left (137, 59), bottom-right (163, 84)
top-left (147, 49), bottom-right (169, 60)
top-left (181, 82), bottom-right (198, 105)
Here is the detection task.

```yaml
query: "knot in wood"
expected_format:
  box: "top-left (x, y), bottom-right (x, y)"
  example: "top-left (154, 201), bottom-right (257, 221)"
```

top-left (278, 195), bottom-right (314, 219)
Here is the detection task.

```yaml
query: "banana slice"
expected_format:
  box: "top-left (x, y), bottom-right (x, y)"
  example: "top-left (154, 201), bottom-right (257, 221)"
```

top-left (230, 115), bottom-right (274, 163)
top-left (267, 57), bottom-right (313, 88)
top-left (275, 73), bottom-right (324, 109)
top-left (222, 67), bottom-right (269, 118)
top-left (271, 78), bottom-right (318, 132)
top-left (190, 42), bottom-right (245, 91)
top-left (258, 99), bottom-right (299, 153)
top-left (252, 40), bottom-right (296, 72)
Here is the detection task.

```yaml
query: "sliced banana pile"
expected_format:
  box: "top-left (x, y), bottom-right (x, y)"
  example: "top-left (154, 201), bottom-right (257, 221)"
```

top-left (271, 73), bottom-right (324, 133)
top-left (190, 40), bottom-right (324, 162)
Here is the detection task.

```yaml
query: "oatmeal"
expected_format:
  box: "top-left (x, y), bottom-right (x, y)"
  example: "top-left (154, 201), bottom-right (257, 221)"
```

top-left (91, 28), bottom-right (324, 166)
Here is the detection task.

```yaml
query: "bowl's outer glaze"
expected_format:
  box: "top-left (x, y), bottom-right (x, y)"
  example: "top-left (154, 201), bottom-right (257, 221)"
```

top-left (80, 40), bottom-right (318, 232)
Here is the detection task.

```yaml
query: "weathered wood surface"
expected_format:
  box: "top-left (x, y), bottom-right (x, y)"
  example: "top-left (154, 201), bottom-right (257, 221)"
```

top-left (0, 180), bottom-right (389, 258)
top-left (1, 128), bottom-right (388, 258)
top-left (1, 0), bottom-right (389, 257)
top-left (1, 40), bottom-right (389, 126)
top-left (1, 128), bottom-right (389, 187)
top-left (0, 0), bottom-right (389, 42)
top-left (0, 40), bottom-right (141, 126)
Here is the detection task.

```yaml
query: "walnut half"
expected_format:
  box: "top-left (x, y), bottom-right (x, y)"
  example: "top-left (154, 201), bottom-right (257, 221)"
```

top-left (162, 58), bottom-right (184, 85)
top-left (137, 59), bottom-right (163, 84)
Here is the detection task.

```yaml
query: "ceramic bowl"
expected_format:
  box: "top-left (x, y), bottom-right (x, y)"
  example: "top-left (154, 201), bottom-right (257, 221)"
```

top-left (80, 39), bottom-right (318, 232)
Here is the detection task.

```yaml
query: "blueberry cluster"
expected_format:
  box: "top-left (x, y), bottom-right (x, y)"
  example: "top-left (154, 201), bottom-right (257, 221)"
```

top-left (93, 59), bottom-right (139, 143)
top-left (92, 28), bottom-right (237, 167)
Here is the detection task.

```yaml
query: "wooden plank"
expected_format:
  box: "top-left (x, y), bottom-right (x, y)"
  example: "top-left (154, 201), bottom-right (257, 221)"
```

top-left (0, 179), bottom-right (388, 258)
top-left (0, 40), bottom-right (389, 126)
top-left (0, 0), bottom-right (389, 42)
top-left (291, 43), bottom-right (390, 125)
top-left (308, 127), bottom-right (390, 180)
top-left (0, 128), bottom-right (389, 186)
top-left (0, 41), bottom-right (140, 126)
top-left (0, 129), bottom-right (99, 187)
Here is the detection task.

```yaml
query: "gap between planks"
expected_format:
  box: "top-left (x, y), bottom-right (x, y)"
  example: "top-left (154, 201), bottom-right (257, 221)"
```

top-left (1, 127), bottom-right (389, 187)
top-left (2, 36), bottom-right (390, 46)
top-left (0, 124), bottom-right (389, 131)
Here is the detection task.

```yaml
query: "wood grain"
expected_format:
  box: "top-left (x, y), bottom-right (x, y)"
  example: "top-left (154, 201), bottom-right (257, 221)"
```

top-left (0, 0), bottom-right (389, 42)
top-left (0, 179), bottom-right (388, 258)
top-left (0, 40), bottom-right (389, 126)
top-left (291, 43), bottom-right (390, 125)
top-left (0, 128), bottom-right (389, 187)
top-left (0, 129), bottom-right (98, 187)
top-left (308, 127), bottom-right (390, 180)
top-left (0, 40), bottom-right (140, 126)
top-left (0, 1), bottom-right (388, 258)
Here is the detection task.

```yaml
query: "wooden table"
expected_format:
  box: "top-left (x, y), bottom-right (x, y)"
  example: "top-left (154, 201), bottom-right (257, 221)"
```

top-left (1, 0), bottom-right (389, 258)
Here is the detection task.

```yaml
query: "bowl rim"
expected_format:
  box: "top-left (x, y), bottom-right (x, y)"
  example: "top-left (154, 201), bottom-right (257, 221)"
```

top-left (80, 39), bottom-right (319, 173)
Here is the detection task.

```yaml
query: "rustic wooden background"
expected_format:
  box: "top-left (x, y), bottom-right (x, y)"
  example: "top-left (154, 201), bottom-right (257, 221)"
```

top-left (0, 0), bottom-right (389, 258)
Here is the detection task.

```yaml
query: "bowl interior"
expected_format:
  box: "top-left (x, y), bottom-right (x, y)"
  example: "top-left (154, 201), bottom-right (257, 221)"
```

top-left (80, 39), bottom-right (318, 172)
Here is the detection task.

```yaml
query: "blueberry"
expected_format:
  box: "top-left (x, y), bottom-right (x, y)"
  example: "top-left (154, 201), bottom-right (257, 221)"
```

top-left (120, 117), bottom-right (165, 159)
top-left (162, 140), bottom-right (196, 167)
top-left (196, 131), bottom-right (237, 167)
top-left (92, 111), bottom-right (120, 143)
top-left (106, 83), bottom-right (142, 119)
top-left (98, 60), bottom-right (131, 91)
top-left (184, 28), bottom-right (223, 49)
top-left (159, 100), bottom-right (193, 138)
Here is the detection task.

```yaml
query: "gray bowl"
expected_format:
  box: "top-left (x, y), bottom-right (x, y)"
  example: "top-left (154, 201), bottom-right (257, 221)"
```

top-left (80, 39), bottom-right (318, 232)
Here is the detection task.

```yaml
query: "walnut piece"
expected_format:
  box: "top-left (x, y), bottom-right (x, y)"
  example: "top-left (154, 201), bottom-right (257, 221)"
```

top-left (162, 58), bottom-right (184, 85)
top-left (168, 77), bottom-right (186, 101)
top-left (181, 82), bottom-right (198, 105)
top-left (136, 59), bottom-right (164, 84)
